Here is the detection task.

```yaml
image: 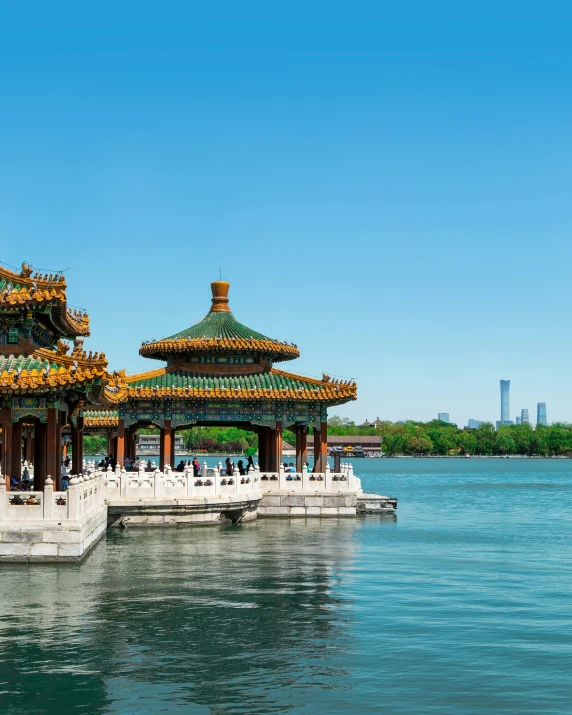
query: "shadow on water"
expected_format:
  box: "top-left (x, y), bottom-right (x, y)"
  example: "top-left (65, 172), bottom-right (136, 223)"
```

top-left (0, 519), bottom-right (362, 715)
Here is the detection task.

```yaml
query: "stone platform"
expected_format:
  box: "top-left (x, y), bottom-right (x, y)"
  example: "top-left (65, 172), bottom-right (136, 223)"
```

top-left (0, 473), bottom-right (107, 563)
top-left (258, 491), bottom-right (357, 517)
top-left (107, 495), bottom-right (260, 527)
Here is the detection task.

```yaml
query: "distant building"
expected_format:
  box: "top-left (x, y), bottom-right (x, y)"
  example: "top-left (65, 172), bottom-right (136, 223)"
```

top-left (496, 420), bottom-right (514, 428)
top-left (537, 402), bottom-right (548, 426)
top-left (500, 380), bottom-right (510, 423)
top-left (438, 413), bottom-right (449, 423)
top-left (516, 417), bottom-right (521, 425)
top-left (308, 434), bottom-right (382, 456)
top-left (361, 417), bottom-right (384, 429)
top-left (467, 419), bottom-right (484, 429)
top-left (521, 409), bottom-right (529, 424)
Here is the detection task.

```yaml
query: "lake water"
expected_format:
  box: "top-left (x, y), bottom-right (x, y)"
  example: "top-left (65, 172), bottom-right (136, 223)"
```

top-left (1, 458), bottom-right (571, 714)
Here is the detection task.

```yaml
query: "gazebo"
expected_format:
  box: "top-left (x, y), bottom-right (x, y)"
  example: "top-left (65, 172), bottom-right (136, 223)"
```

top-left (0, 263), bottom-right (124, 489)
top-left (85, 280), bottom-right (357, 470)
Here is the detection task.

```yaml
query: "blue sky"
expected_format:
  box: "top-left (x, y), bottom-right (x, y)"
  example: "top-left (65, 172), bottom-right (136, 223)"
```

top-left (1, 2), bottom-right (571, 426)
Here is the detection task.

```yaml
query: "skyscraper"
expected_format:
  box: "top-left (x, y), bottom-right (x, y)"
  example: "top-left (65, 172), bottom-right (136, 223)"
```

top-left (500, 380), bottom-right (510, 423)
top-left (537, 403), bottom-right (547, 426)
top-left (438, 413), bottom-right (449, 423)
top-left (467, 419), bottom-right (484, 429)
top-left (521, 408), bottom-right (529, 424)
top-left (516, 416), bottom-right (521, 425)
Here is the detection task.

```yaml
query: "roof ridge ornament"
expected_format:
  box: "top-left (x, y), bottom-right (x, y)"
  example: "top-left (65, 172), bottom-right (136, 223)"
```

top-left (209, 280), bottom-right (231, 313)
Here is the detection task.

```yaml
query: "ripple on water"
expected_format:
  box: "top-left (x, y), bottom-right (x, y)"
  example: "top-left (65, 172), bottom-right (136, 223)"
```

top-left (0, 459), bottom-right (571, 714)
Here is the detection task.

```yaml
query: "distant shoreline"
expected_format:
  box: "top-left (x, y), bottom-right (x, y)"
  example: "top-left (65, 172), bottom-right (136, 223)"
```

top-left (385, 454), bottom-right (571, 459)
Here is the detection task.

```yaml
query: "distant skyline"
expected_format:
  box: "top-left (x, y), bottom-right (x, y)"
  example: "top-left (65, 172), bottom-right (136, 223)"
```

top-left (1, 3), bottom-right (572, 426)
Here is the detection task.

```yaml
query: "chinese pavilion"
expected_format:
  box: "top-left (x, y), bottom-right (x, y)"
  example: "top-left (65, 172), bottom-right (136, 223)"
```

top-left (85, 280), bottom-right (357, 471)
top-left (0, 263), bottom-right (125, 490)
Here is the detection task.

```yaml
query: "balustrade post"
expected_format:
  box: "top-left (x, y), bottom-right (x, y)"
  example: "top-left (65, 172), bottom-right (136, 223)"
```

top-left (202, 461), bottom-right (208, 479)
top-left (325, 462), bottom-right (331, 490)
top-left (0, 473), bottom-right (6, 517)
top-left (186, 465), bottom-right (194, 497)
top-left (279, 462), bottom-right (285, 489)
top-left (154, 468), bottom-right (163, 498)
top-left (67, 478), bottom-right (80, 520)
top-left (302, 462), bottom-right (310, 490)
top-left (120, 466), bottom-right (128, 497)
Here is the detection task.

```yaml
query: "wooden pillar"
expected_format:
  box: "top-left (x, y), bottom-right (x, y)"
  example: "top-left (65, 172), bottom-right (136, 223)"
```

top-left (11, 420), bottom-right (22, 483)
top-left (296, 425), bottom-right (308, 473)
top-left (131, 429), bottom-right (138, 461)
top-left (34, 420), bottom-right (47, 491)
top-left (313, 422), bottom-right (328, 473)
top-left (160, 420), bottom-right (172, 471)
top-left (27, 433), bottom-right (34, 463)
top-left (106, 430), bottom-right (113, 458)
top-left (1, 408), bottom-right (13, 489)
top-left (116, 418), bottom-right (125, 468)
top-left (257, 427), bottom-right (266, 471)
top-left (170, 427), bottom-right (176, 468)
top-left (71, 424), bottom-right (84, 475)
top-left (273, 421), bottom-right (283, 473)
top-left (124, 426), bottom-right (131, 461)
top-left (46, 408), bottom-right (59, 489)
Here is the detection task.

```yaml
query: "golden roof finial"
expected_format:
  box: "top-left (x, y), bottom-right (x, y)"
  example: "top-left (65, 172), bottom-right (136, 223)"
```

top-left (210, 280), bottom-right (231, 313)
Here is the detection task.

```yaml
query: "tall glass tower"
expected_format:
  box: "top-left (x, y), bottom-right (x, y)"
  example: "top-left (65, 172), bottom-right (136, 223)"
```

top-left (521, 408), bottom-right (530, 424)
top-left (500, 380), bottom-right (510, 423)
top-left (537, 403), bottom-right (547, 426)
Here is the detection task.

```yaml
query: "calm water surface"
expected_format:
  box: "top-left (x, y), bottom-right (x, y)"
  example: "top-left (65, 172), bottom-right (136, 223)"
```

top-left (1, 459), bottom-right (571, 714)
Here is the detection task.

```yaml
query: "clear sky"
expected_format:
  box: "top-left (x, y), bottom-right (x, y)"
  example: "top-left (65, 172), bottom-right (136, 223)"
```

top-left (1, 2), bottom-right (571, 426)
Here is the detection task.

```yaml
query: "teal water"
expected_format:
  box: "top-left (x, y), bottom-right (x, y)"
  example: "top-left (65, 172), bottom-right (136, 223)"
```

top-left (1, 458), bottom-right (571, 714)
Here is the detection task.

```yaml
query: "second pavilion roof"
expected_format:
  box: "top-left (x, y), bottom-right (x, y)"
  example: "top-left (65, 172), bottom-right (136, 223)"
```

top-left (125, 367), bottom-right (356, 404)
top-left (139, 280), bottom-right (299, 365)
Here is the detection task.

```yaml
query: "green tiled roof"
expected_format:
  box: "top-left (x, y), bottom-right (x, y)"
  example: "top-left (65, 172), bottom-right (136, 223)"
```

top-left (167, 310), bottom-right (273, 342)
top-left (0, 354), bottom-right (60, 373)
top-left (84, 409), bottom-right (118, 419)
top-left (130, 369), bottom-right (319, 391)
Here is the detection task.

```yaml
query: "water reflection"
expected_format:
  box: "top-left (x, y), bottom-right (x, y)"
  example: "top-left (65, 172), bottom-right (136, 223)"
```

top-left (0, 519), bottom-right (360, 715)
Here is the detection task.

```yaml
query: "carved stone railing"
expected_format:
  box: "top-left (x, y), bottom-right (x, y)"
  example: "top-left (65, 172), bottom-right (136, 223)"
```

top-left (0, 472), bottom-right (105, 522)
top-left (98, 461), bottom-right (261, 502)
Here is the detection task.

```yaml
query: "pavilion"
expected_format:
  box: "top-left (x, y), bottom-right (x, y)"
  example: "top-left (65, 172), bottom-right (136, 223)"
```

top-left (85, 280), bottom-right (357, 470)
top-left (0, 263), bottom-right (125, 489)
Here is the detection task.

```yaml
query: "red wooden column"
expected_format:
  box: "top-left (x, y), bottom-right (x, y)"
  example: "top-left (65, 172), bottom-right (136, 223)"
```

top-left (116, 419), bottom-right (125, 468)
top-left (106, 430), bottom-right (113, 458)
top-left (34, 420), bottom-right (47, 491)
top-left (1, 408), bottom-right (13, 489)
top-left (46, 408), bottom-right (59, 488)
top-left (71, 421), bottom-right (84, 475)
top-left (11, 420), bottom-right (22, 483)
top-left (257, 427), bottom-right (267, 471)
top-left (26, 431), bottom-right (34, 463)
top-left (124, 426), bottom-right (131, 461)
top-left (313, 422), bottom-right (328, 473)
top-left (265, 427), bottom-right (273, 472)
top-left (170, 427), bottom-right (176, 468)
top-left (131, 429), bottom-right (138, 462)
top-left (274, 421), bottom-right (283, 472)
top-left (160, 420), bottom-right (172, 471)
top-left (296, 425), bottom-right (308, 473)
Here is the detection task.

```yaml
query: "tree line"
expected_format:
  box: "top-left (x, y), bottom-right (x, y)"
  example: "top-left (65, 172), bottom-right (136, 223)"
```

top-left (327, 416), bottom-right (572, 456)
top-left (82, 418), bottom-right (572, 457)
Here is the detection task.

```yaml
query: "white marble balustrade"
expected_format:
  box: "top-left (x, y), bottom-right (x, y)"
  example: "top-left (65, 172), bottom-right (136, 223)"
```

top-left (98, 461), bottom-right (261, 502)
top-left (0, 472), bottom-right (105, 522)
